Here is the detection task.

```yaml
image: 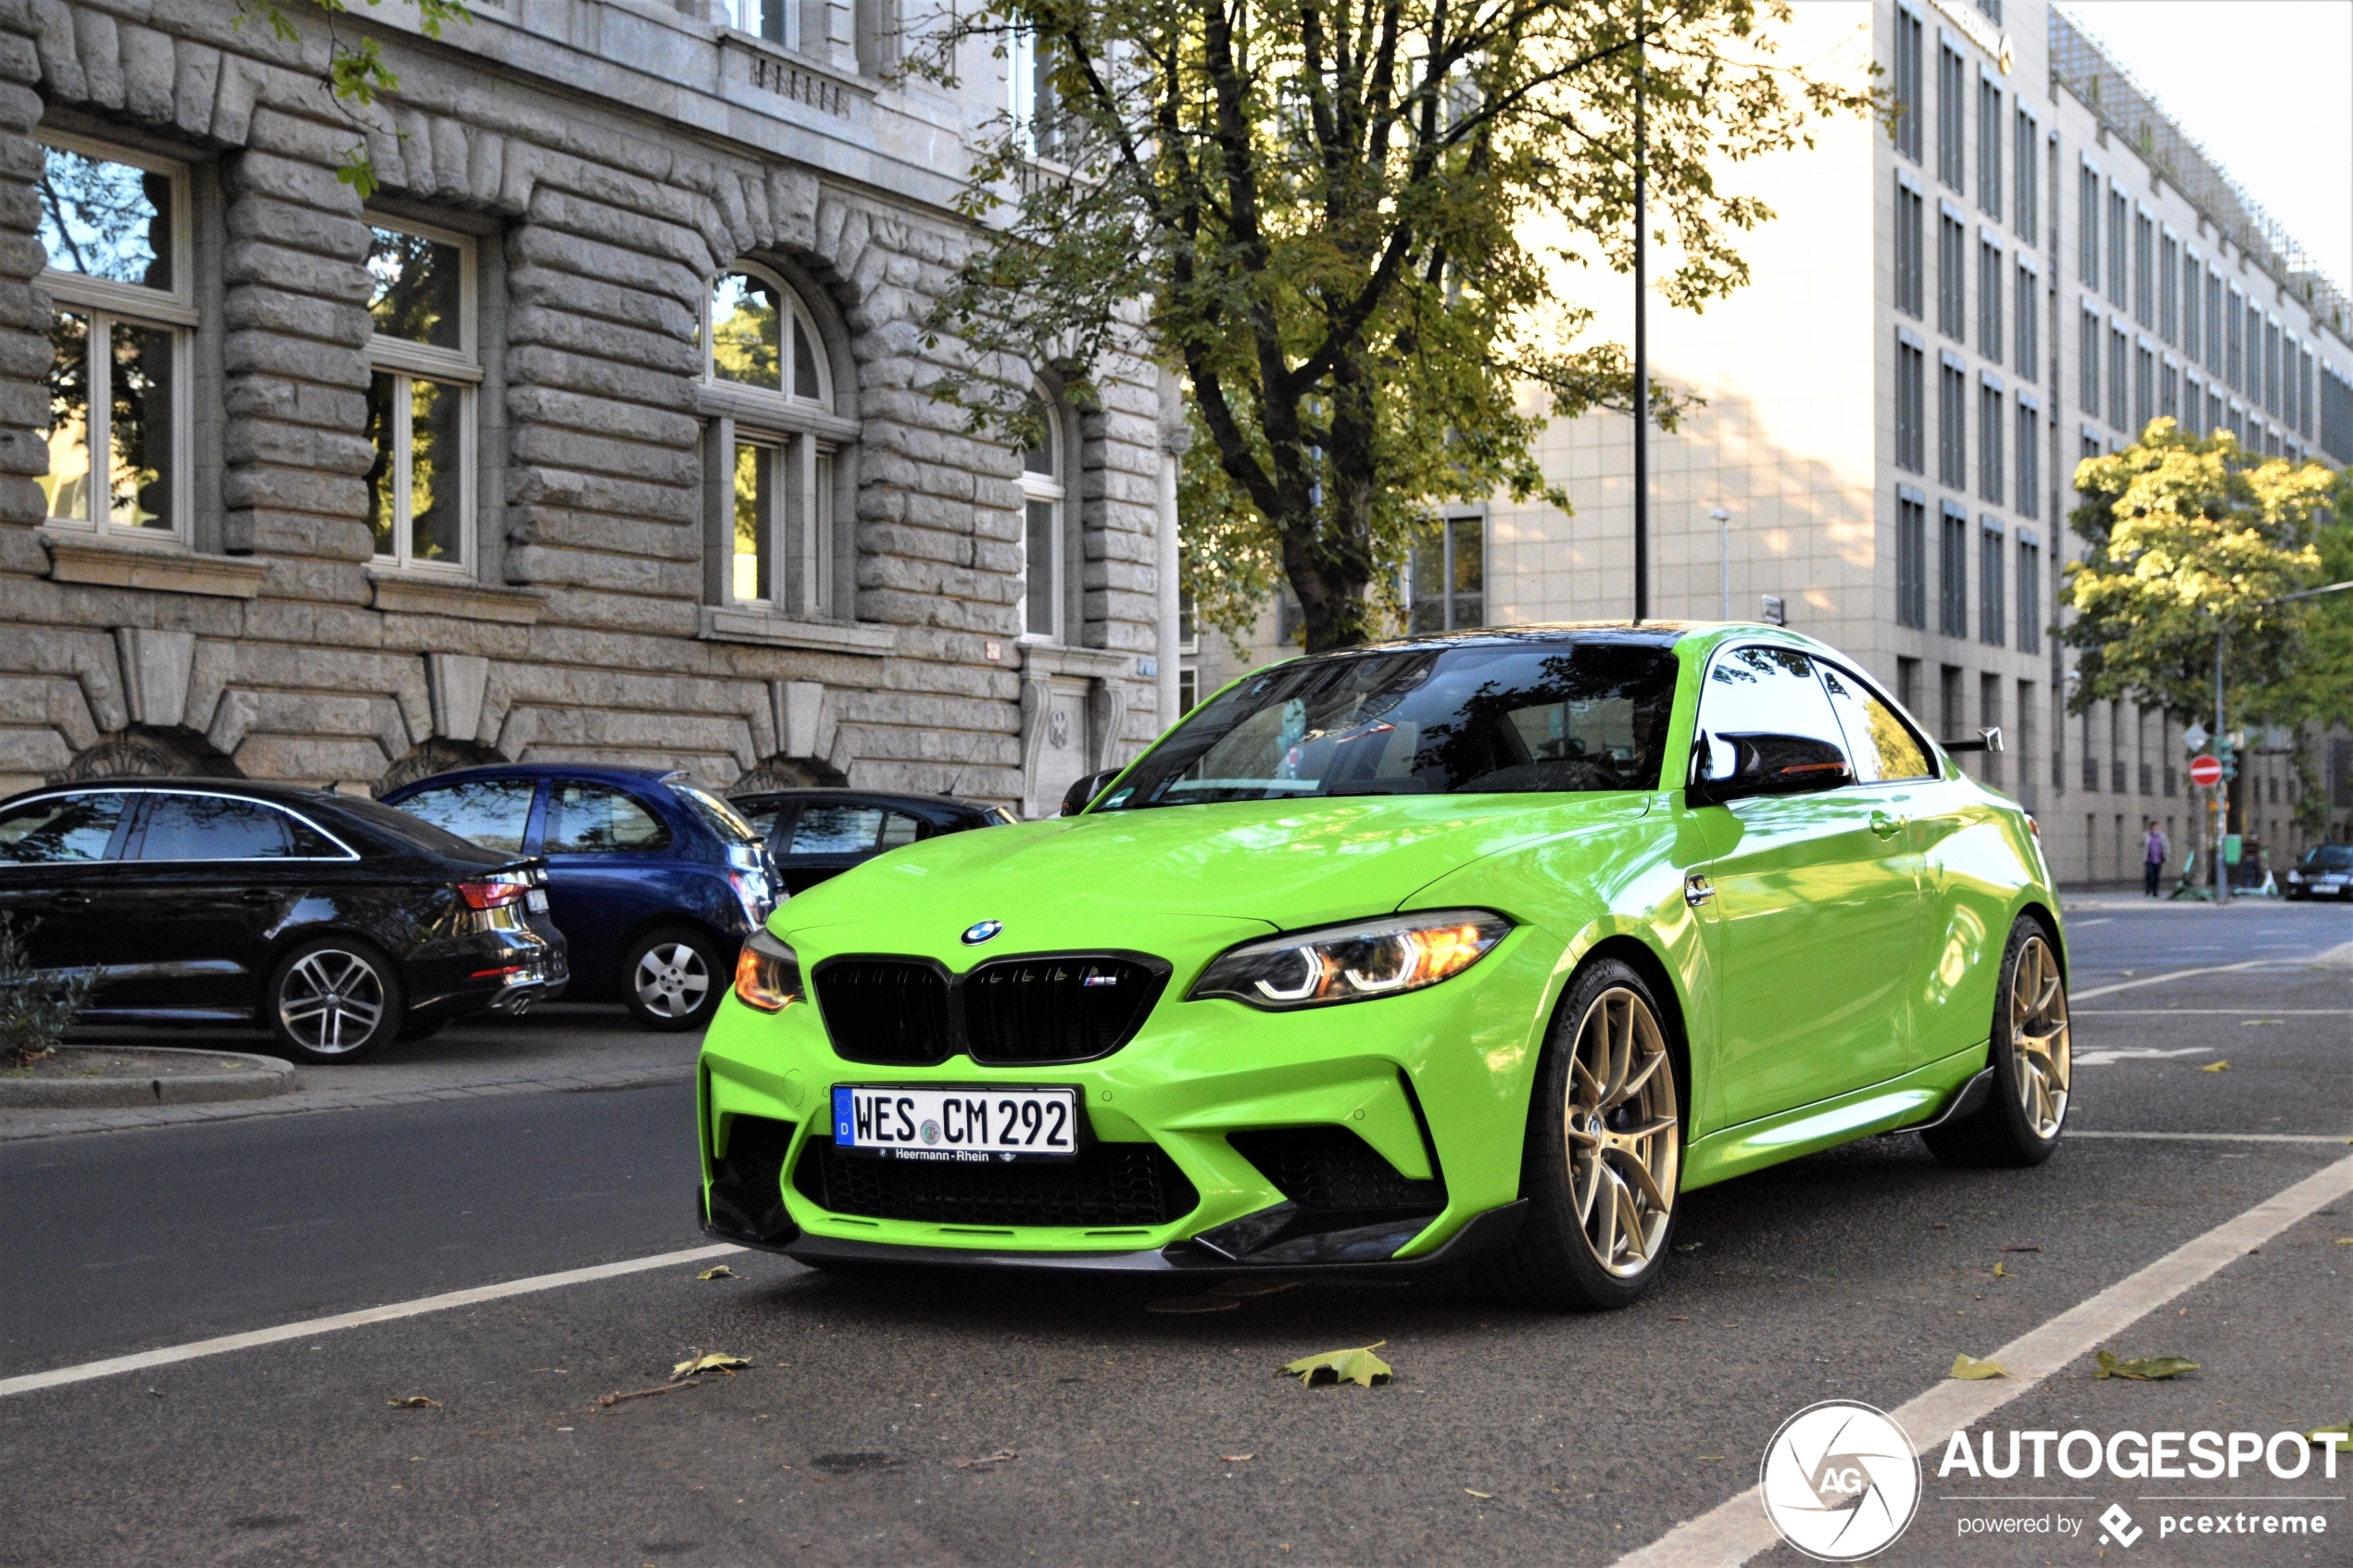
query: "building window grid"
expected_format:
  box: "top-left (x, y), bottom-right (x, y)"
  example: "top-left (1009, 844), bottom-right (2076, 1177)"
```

top-left (2015, 398), bottom-right (2039, 519)
top-left (1018, 394), bottom-right (1068, 639)
top-left (2108, 327), bottom-right (2128, 433)
top-left (2183, 254), bottom-right (2201, 362)
top-left (1896, 337), bottom-right (1927, 473)
top-left (2158, 235), bottom-right (2178, 343)
top-left (2204, 270), bottom-right (2223, 376)
top-left (2132, 212), bottom-right (2153, 324)
top-left (34, 136), bottom-right (195, 546)
top-left (1939, 361), bottom-right (1968, 489)
top-left (1938, 44), bottom-right (1967, 191)
top-left (1940, 507), bottom-right (1969, 638)
top-left (1978, 382), bottom-right (2004, 503)
top-left (1894, 8), bottom-right (1924, 162)
top-left (2159, 361), bottom-right (2178, 424)
top-left (1895, 180), bottom-right (1925, 319)
top-left (2018, 536), bottom-right (2041, 654)
top-left (2225, 288), bottom-right (2243, 390)
top-left (2133, 345), bottom-right (2153, 434)
top-left (2012, 107), bottom-right (2037, 245)
top-left (2079, 308), bottom-right (2099, 415)
top-left (2013, 262), bottom-right (2036, 377)
top-left (2298, 348), bottom-right (2315, 439)
top-left (2078, 166), bottom-right (2099, 288)
top-left (1938, 212), bottom-right (1967, 340)
top-left (2283, 336), bottom-right (2299, 431)
top-left (1979, 521), bottom-right (2004, 646)
top-left (2263, 321), bottom-right (2281, 417)
top-left (2106, 189), bottom-right (2127, 308)
top-left (707, 266), bottom-right (842, 620)
top-left (1407, 514), bottom-right (1485, 632)
top-left (1897, 492), bottom-right (1928, 629)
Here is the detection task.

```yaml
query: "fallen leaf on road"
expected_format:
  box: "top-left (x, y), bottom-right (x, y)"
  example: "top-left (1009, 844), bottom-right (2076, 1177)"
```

top-left (1992, 1262), bottom-right (2009, 1277)
top-left (2095, 1350), bottom-right (2198, 1380)
top-left (1999, 1245), bottom-right (2042, 1253)
top-left (1949, 1355), bottom-right (2009, 1380)
top-left (387, 1396), bottom-right (442, 1409)
top-left (2306, 1425), bottom-right (2351, 1449)
top-left (955, 1449), bottom-right (1017, 1469)
top-left (1465, 1488), bottom-right (1492, 1499)
top-left (672, 1352), bottom-right (751, 1381)
top-left (2200, 1060), bottom-right (2231, 1073)
top-left (698, 1266), bottom-right (738, 1281)
top-left (1278, 1342), bottom-right (1392, 1387)
top-left (2240, 1020), bottom-right (2281, 1026)
top-left (1218, 1453), bottom-right (1255, 1462)
top-left (1697, 1455), bottom-right (1725, 1461)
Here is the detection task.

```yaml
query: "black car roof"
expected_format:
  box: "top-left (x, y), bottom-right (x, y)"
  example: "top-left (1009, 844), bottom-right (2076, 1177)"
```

top-left (724, 787), bottom-right (999, 822)
top-left (1288, 622), bottom-right (1696, 659)
top-left (2, 777), bottom-right (514, 864)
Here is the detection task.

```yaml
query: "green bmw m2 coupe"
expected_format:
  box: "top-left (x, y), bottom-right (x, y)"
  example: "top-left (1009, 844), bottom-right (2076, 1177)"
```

top-left (698, 623), bottom-right (2070, 1308)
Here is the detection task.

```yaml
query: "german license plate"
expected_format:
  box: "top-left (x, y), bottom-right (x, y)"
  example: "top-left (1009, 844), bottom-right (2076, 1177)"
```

top-left (831, 1085), bottom-right (1078, 1162)
top-left (526, 888), bottom-right (549, 912)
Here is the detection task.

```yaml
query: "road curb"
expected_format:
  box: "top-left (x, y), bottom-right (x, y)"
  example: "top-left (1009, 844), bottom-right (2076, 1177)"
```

top-left (0, 1047), bottom-right (300, 1109)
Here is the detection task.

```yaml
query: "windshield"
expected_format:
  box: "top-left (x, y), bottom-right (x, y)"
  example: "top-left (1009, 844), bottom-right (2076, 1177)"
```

top-left (2302, 845), bottom-right (2353, 871)
top-left (1100, 639), bottom-right (1681, 810)
top-left (673, 784), bottom-right (761, 844)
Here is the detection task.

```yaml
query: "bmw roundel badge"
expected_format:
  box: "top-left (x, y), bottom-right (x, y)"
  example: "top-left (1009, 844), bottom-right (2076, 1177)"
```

top-left (961, 920), bottom-right (1003, 946)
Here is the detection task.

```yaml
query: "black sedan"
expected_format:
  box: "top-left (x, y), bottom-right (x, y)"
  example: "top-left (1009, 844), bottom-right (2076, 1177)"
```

top-left (0, 779), bottom-right (567, 1064)
top-left (728, 788), bottom-right (1015, 895)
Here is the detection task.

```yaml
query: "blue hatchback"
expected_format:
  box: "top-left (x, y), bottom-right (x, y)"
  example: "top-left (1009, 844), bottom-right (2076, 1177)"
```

top-left (383, 765), bottom-right (774, 1031)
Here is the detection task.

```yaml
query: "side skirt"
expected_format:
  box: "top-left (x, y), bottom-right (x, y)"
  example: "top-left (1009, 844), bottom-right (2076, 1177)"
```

top-left (1680, 1044), bottom-right (1991, 1192)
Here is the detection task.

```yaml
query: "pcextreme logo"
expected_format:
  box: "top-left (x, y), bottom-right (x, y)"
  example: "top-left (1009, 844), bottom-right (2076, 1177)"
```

top-left (1759, 1400), bottom-right (1924, 1562)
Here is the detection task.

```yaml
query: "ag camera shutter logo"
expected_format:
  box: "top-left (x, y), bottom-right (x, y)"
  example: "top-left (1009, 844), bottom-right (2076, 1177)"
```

top-left (1760, 1400), bottom-right (1923, 1561)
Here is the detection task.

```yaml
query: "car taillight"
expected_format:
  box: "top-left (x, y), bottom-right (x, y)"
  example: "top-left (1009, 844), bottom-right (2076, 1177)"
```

top-left (2023, 813), bottom-right (2040, 839)
top-left (457, 880), bottom-right (527, 910)
top-left (733, 931), bottom-right (802, 1013)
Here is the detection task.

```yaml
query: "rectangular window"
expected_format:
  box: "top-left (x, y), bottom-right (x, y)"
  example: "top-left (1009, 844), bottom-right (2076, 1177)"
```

top-left (35, 138), bottom-right (193, 543)
top-left (2225, 287), bottom-right (2243, 388)
top-left (2080, 307), bottom-right (2100, 414)
top-left (1897, 490), bottom-right (1928, 629)
top-left (2264, 321), bottom-right (2281, 416)
top-left (2246, 301), bottom-right (2263, 398)
top-left (2018, 534), bottom-right (2041, 654)
top-left (2158, 235), bottom-right (2178, 342)
top-left (2078, 166), bottom-right (2099, 287)
top-left (2282, 337), bottom-right (2299, 431)
top-left (1938, 44), bottom-right (1967, 190)
top-left (1942, 664), bottom-right (1965, 743)
top-left (1895, 179), bottom-right (1925, 318)
top-left (2184, 374), bottom-right (2202, 433)
top-left (1896, 336), bottom-right (1927, 473)
top-left (1979, 672), bottom-right (2004, 784)
top-left (2107, 190), bottom-right (2127, 308)
top-left (1939, 361), bottom-right (1968, 488)
top-left (1938, 212), bottom-right (1967, 340)
top-left (2207, 389), bottom-right (2222, 439)
top-left (1940, 507), bottom-right (1969, 637)
top-left (1897, 656), bottom-right (1921, 713)
top-left (1408, 515), bottom-right (1484, 632)
top-left (2014, 262), bottom-right (2037, 376)
top-left (1977, 78), bottom-right (2002, 219)
top-left (1979, 527), bottom-right (2004, 640)
top-left (2159, 361), bottom-right (2178, 423)
top-left (2299, 347), bottom-right (2316, 439)
top-left (2183, 254), bottom-right (2202, 362)
top-left (2015, 397), bottom-right (2039, 518)
top-left (2108, 328), bottom-right (2128, 433)
top-left (2133, 344), bottom-right (2153, 434)
top-left (1894, 8), bottom-right (1924, 162)
top-left (2205, 270), bottom-right (2222, 375)
top-left (1979, 382), bottom-right (2004, 502)
top-left (2013, 107), bottom-right (2037, 244)
top-left (364, 220), bottom-right (478, 572)
top-left (2133, 212), bottom-right (2152, 323)
top-left (1979, 240), bottom-right (2003, 363)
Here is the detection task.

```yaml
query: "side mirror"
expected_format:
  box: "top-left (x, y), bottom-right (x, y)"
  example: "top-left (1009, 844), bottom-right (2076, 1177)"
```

top-left (1059, 768), bottom-right (1121, 817)
top-left (1942, 727), bottom-right (2004, 754)
top-left (1687, 730), bottom-right (1855, 806)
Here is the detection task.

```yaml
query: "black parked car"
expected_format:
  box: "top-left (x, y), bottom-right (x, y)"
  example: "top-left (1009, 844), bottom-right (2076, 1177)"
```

top-left (727, 789), bottom-right (1015, 894)
top-left (0, 780), bottom-right (567, 1064)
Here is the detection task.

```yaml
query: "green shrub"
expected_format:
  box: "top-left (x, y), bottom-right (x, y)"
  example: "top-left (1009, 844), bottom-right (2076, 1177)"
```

top-left (0, 913), bottom-right (95, 1067)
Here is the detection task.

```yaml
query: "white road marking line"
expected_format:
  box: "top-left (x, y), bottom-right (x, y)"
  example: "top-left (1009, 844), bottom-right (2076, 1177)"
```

top-left (1610, 1153), bottom-right (2353, 1568)
top-left (2075, 1008), bottom-right (2350, 1015)
top-left (0, 1242), bottom-right (746, 1401)
top-left (2072, 960), bottom-right (2280, 999)
top-left (2071, 1046), bottom-right (2212, 1068)
top-left (2070, 1130), bottom-right (2353, 1145)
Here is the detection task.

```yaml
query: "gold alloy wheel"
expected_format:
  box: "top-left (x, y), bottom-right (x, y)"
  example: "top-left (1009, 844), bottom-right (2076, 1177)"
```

top-left (2010, 935), bottom-right (2071, 1139)
top-left (1563, 986), bottom-right (1680, 1277)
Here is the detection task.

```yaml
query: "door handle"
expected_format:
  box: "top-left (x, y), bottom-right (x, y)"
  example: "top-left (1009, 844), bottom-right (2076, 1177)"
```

top-left (1869, 811), bottom-right (1905, 840)
top-left (238, 888), bottom-right (277, 903)
top-left (53, 892), bottom-right (91, 909)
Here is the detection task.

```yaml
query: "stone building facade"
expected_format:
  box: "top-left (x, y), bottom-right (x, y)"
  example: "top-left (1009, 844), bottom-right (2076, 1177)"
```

top-left (0, 0), bottom-right (1180, 817)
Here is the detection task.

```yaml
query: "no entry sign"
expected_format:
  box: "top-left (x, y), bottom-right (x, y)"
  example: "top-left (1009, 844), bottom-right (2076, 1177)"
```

top-left (2188, 753), bottom-right (2224, 788)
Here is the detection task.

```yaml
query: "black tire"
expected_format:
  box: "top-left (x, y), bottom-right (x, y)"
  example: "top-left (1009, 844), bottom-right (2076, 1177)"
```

top-left (622, 927), bottom-right (725, 1032)
top-left (1924, 916), bottom-right (2070, 1168)
top-left (1479, 957), bottom-right (1684, 1311)
top-left (263, 935), bottom-right (405, 1065)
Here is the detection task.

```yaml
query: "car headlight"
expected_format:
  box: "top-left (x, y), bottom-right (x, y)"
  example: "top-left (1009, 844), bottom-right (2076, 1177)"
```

top-left (1188, 909), bottom-right (1513, 1010)
top-left (732, 930), bottom-right (803, 1013)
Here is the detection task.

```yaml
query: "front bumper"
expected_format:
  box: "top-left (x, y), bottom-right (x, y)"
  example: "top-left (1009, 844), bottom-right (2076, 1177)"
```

top-left (696, 924), bottom-right (1567, 1270)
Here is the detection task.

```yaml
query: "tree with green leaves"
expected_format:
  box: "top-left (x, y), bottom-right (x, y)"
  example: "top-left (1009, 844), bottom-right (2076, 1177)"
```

top-left (915, 0), bottom-right (1874, 652)
top-left (2061, 419), bottom-right (2335, 726)
top-left (239, 0), bottom-right (476, 195)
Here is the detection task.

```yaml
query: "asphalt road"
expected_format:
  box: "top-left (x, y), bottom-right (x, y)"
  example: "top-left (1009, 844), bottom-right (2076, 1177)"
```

top-left (0, 899), bottom-right (2345, 1567)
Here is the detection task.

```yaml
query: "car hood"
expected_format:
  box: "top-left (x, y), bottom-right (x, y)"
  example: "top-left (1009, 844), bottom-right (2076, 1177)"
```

top-left (773, 793), bottom-right (1655, 958)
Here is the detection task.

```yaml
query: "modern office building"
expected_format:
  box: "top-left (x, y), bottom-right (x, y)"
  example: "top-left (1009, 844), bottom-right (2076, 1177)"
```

top-left (0, 0), bottom-right (1181, 818)
top-left (1188, 0), bottom-right (2353, 881)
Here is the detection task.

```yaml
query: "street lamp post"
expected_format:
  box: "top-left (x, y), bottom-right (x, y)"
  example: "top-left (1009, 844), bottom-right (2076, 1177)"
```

top-left (1630, 0), bottom-right (1649, 626)
top-left (1709, 508), bottom-right (1730, 619)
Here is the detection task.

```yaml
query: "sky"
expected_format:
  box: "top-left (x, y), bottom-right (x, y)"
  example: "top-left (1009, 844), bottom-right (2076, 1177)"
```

top-left (2057, 1), bottom-right (2353, 292)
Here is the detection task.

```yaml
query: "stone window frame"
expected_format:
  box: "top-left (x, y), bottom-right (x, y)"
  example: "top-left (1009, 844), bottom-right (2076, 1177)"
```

top-left (1017, 382), bottom-right (1076, 645)
top-left (364, 215), bottom-right (481, 577)
top-left (35, 130), bottom-right (197, 551)
top-left (698, 259), bottom-right (862, 628)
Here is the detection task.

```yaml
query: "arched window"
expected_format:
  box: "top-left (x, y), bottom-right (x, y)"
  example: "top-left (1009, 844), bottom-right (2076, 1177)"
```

top-left (1018, 392), bottom-right (1069, 640)
top-left (703, 265), bottom-right (847, 621)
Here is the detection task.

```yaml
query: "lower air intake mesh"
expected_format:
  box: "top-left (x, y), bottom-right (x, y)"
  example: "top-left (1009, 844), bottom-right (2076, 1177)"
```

top-left (796, 1139), bottom-right (1198, 1228)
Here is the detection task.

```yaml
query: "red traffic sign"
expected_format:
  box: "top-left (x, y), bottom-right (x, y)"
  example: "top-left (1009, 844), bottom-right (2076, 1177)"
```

top-left (2188, 754), bottom-right (2224, 788)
